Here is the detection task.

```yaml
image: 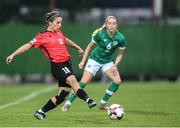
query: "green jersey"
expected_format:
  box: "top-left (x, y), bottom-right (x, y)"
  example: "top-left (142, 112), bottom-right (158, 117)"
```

top-left (89, 28), bottom-right (127, 64)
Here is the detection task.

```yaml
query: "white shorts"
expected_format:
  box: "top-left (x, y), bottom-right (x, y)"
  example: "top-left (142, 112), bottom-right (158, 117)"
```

top-left (84, 59), bottom-right (113, 76)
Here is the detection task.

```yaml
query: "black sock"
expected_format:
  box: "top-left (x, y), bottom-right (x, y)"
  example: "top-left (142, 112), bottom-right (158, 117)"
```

top-left (55, 90), bottom-right (69, 105)
top-left (41, 99), bottom-right (56, 113)
top-left (76, 89), bottom-right (89, 101)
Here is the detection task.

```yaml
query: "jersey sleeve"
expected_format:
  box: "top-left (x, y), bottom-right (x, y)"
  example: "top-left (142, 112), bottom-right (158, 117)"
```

top-left (28, 33), bottom-right (44, 48)
top-left (119, 34), bottom-right (127, 50)
top-left (91, 29), bottom-right (100, 44)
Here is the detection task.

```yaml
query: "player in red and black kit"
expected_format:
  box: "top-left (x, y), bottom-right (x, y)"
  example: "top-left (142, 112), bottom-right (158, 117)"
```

top-left (6, 11), bottom-right (96, 120)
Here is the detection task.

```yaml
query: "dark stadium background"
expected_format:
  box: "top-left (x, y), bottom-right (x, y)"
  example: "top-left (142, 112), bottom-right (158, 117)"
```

top-left (0, 0), bottom-right (180, 83)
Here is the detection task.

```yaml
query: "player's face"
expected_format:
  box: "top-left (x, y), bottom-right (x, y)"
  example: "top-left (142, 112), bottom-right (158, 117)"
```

top-left (51, 17), bottom-right (62, 31)
top-left (106, 18), bottom-right (117, 34)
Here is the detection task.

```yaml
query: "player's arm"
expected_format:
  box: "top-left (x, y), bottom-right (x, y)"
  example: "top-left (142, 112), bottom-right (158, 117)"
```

top-left (6, 43), bottom-right (32, 64)
top-left (114, 48), bottom-right (126, 67)
top-left (65, 38), bottom-right (84, 56)
top-left (79, 42), bottom-right (95, 69)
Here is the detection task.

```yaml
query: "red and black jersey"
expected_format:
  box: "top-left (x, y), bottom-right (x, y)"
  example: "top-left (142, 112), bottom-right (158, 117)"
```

top-left (28, 30), bottom-right (70, 63)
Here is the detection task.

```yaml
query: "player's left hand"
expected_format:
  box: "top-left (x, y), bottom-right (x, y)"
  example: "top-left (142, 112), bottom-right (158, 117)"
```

top-left (79, 60), bottom-right (86, 69)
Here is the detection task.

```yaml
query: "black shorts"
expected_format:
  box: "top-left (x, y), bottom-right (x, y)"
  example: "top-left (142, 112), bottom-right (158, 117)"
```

top-left (51, 59), bottom-right (73, 88)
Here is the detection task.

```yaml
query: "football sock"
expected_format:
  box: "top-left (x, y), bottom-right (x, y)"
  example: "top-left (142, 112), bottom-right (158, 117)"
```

top-left (55, 90), bottom-right (69, 105)
top-left (79, 82), bottom-right (86, 89)
top-left (76, 89), bottom-right (89, 101)
top-left (41, 99), bottom-right (56, 113)
top-left (66, 82), bottom-right (86, 104)
top-left (101, 82), bottom-right (119, 103)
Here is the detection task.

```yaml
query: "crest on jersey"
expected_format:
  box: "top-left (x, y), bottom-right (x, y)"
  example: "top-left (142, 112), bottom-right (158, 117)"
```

top-left (58, 39), bottom-right (63, 45)
top-left (113, 41), bottom-right (118, 46)
top-left (104, 39), bottom-right (107, 42)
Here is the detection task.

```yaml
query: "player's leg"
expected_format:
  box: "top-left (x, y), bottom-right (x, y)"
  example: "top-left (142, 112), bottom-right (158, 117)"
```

top-left (65, 75), bottom-right (96, 109)
top-left (63, 82), bottom-right (86, 106)
top-left (34, 60), bottom-right (72, 120)
top-left (62, 59), bottom-right (100, 112)
top-left (60, 59), bottom-right (94, 105)
top-left (34, 87), bottom-right (70, 120)
top-left (99, 63), bottom-right (122, 110)
top-left (62, 70), bottom-right (93, 112)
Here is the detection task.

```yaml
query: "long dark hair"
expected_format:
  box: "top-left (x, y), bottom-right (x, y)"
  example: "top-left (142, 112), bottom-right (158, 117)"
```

top-left (44, 11), bottom-right (61, 29)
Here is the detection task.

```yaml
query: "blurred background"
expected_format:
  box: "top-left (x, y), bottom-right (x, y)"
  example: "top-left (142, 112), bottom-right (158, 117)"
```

top-left (0, 0), bottom-right (180, 84)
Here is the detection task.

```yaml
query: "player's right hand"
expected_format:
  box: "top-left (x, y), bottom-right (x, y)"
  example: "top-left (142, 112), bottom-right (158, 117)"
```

top-left (79, 61), bottom-right (85, 69)
top-left (6, 55), bottom-right (14, 64)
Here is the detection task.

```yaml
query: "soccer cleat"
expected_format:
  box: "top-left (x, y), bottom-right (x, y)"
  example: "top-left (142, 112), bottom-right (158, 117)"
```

top-left (98, 102), bottom-right (108, 110)
top-left (87, 98), bottom-right (97, 108)
top-left (34, 111), bottom-right (46, 120)
top-left (61, 104), bottom-right (71, 112)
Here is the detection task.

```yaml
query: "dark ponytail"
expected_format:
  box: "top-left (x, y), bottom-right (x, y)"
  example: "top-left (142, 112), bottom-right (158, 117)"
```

top-left (44, 11), bottom-right (61, 29)
top-left (45, 11), bottom-right (61, 23)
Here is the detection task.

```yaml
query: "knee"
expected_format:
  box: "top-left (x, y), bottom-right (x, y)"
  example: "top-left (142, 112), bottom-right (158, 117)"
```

top-left (80, 80), bottom-right (88, 85)
top-left (66, 75), bottom-right (77, 85)
top-left (80, 73), bottom-right (92, 85)
top-left (80, 76), bottom-right (92, 85)
top-left (113, 79), bottom-right (122, 85)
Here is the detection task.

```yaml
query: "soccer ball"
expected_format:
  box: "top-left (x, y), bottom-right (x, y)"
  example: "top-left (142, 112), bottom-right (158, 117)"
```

top-left (107, 104), bottom-right (124, 120)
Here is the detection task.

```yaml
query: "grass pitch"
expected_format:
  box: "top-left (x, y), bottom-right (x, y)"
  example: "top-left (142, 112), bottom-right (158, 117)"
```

top-left (0, 82), bottom-right (180, 127)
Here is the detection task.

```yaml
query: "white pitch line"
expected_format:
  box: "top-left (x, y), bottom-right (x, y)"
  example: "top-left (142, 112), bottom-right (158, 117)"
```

top-left (0, 86), bottom-right (56, 110)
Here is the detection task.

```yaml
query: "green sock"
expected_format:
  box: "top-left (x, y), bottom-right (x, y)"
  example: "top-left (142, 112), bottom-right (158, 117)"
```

top-left (102, 82), bottom-right (119, 103)
top-left (66, 82), bottom-right (86, 103)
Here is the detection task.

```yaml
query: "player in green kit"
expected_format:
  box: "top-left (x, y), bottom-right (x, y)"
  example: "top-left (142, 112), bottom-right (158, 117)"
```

top-left (62, 16), bottom-right (127, 111)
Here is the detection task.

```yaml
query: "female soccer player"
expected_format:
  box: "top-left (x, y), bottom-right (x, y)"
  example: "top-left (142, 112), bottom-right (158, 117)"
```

top-left (6, 11), bottom-right (96, 120)
top-left (62, 16), bottom-right (127, 112)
